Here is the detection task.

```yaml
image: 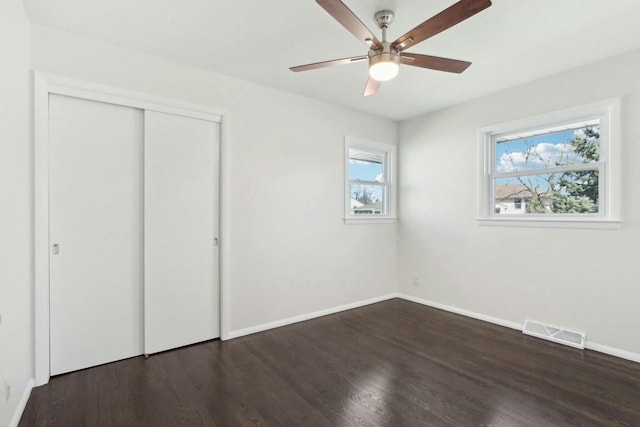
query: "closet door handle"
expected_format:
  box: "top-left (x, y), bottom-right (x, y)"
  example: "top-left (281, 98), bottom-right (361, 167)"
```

top-left (52, 244), bottom-right (60, 255)
top-left (214, 238), bottom-right (219, 246)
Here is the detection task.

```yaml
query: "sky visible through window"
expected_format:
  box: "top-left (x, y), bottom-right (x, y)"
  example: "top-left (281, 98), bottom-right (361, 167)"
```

top-left (495, 126), bottom-right (598, 190)
top-left (349, 159), bottom-right (383, 182)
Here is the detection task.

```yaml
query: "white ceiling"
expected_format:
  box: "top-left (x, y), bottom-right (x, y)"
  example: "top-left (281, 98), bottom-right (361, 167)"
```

top-left (24, 0), bottom-right (640, 121)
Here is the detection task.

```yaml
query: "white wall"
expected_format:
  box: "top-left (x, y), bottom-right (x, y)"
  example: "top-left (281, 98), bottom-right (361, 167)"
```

top-left (0, 1), bottom-right (34, 425)
top-left (398, 48), bottom-right (640, 356)
top-left (30, 26), bottom-right (398, 334)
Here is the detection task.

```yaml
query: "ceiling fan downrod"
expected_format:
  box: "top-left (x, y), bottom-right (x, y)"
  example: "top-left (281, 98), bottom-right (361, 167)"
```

top-left (374, 10), bottom-right (394, 42)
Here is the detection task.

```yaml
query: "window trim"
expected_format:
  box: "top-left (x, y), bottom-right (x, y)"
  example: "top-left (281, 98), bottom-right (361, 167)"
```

top-left (477, 98), bottom-right (621, 229)
top-left (344, 136), bottom-right (397, 224)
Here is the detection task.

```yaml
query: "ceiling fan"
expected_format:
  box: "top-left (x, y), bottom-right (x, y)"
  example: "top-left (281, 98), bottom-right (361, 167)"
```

top-left (290, 0), bottom-right (492, 96)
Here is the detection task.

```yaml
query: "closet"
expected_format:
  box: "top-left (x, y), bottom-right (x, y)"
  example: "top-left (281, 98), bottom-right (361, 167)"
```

top-left (48, 93), bottom-right (220, 375)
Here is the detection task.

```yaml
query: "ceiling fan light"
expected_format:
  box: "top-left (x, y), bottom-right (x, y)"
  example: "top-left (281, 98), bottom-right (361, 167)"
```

top-left (369, 51), bottom-right (400, 82)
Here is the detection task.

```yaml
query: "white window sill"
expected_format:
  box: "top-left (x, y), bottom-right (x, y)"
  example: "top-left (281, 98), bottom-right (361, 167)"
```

top-left (477, 217), bottom-right (621, 230)
top-left (344, 217), bottom-right (398, 225)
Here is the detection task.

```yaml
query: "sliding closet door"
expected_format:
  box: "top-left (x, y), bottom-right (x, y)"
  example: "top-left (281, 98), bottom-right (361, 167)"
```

top-left (144, 111), bottom-right (220, 354)
top-left (49, 94), bottom-right (144, 375)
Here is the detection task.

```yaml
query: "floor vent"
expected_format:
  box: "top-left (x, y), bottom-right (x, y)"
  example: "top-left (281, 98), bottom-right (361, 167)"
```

top-left (523, 320), bottom-right (585, 349)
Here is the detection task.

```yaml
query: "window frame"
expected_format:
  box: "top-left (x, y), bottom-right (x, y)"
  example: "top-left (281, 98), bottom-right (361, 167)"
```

top-left (344, 136), bottom-right (397, 224)
top-left (478, 98), bottom-right (621, 229)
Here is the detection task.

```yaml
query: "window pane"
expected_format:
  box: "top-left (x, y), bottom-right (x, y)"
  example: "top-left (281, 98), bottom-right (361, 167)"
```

top-left (349, 148), bottom-right (385, 182)
top-left (350, 183), bottom-right (385, 215)
top-left (494, 172), bottom-right (599, 215)
top-left (496, 124), bottom-right (599, 173)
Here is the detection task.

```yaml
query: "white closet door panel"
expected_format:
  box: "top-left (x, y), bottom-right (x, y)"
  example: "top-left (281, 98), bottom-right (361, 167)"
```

top-left (144, 111), bottom-right (220, 354)
top-left (49, 94), bottom-right (144, 375)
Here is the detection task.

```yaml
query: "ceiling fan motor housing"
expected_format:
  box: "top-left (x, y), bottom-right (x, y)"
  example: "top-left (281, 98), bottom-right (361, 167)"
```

top-left (369, 44), bottom-right (400, 66)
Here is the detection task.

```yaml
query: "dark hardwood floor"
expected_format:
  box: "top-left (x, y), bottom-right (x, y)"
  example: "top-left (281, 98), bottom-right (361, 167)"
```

top-left (20, 299), bottom-right (640, 426)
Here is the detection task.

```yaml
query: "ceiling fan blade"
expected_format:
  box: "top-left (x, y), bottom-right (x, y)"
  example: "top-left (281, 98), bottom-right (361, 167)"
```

top-left (290, 56), bottom-right (367, 72)
top-left (317, 0), bottom-right (382, 49)
top-left (401, 53), bottom-right (471, 73)
top-left (363, 77), bottom-right (381, 96)
top-left (392, 0), bottom-right (492, 51)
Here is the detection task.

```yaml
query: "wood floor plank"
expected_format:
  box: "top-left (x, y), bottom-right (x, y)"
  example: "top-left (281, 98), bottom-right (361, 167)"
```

top-left (19, 299), bottom-right (640, 426)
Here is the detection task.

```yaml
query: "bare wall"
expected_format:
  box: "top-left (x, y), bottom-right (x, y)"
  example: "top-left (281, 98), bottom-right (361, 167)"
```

top-left (398, 48), bottom-right (640, 355)
top-left (0, 1), bottom-right (34, 425)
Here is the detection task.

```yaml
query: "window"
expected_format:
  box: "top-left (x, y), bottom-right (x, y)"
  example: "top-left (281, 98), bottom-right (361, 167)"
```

top-left (513, 198), bottom-right (522, 210)
top-left (478, 98), bottom-right (621, 229)
top-left (345, 137), bottom-right (396, 223)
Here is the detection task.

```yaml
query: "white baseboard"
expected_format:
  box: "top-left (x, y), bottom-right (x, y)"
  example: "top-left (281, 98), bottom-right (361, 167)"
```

top-left (9, 378), bottom-right (34, 427)
top-left (398, 294), bottom-right (522, 330)
top-left (228, 293), bottom-right (399, 339)
top-left (586, 341), bottom-right (640, 363)
top-left (398, 293), bottom-right (640, 364)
